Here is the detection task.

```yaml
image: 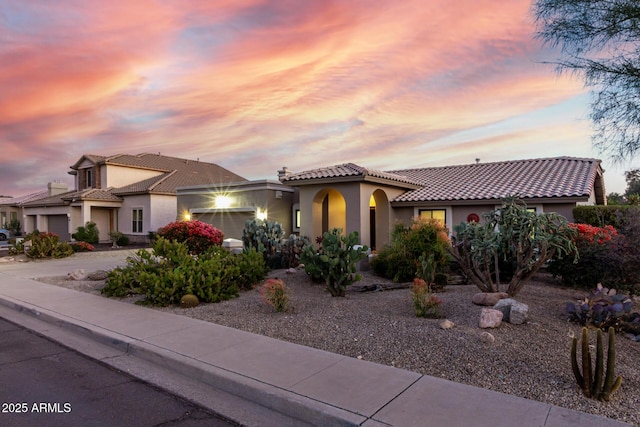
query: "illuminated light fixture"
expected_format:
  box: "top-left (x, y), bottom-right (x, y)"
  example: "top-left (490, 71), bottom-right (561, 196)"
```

top-left (214, 195), bottom-right (233, 208)
top-left (184, 213), bottom-right (192, 221)
top-left (256, 208), bottom-right (268, 220)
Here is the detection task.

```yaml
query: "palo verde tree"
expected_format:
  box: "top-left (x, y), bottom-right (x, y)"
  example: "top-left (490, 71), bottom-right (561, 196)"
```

top-left (449, 196), bottom-right (577, 297)
top-left (533, 0), bottom-right (640, 161)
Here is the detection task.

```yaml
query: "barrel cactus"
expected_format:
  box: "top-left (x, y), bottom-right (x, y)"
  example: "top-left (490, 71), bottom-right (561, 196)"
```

top-left (180, 294), bottom-right (200, 308)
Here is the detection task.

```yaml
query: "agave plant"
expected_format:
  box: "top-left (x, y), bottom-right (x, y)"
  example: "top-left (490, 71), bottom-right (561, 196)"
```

top-left (565, 284), bottom-right (633, 331)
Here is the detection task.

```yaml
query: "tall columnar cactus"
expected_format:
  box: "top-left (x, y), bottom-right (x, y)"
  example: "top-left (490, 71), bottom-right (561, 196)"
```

top-left (571, 327), bottom-right (623, 401)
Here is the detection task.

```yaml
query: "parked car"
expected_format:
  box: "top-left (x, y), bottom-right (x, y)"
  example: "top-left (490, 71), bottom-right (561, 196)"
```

top-left (0, 228), bottom-right (13, 241)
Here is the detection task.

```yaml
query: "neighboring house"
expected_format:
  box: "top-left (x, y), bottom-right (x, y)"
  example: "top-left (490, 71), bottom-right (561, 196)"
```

top-left (20, 153), bottom-right (247, 242)
top-left (0, 188), bottom-right (52, 233)
top-left (176, 180), bottom-right (296, 240)
top-left (278, 157), bottom-right (606, 251)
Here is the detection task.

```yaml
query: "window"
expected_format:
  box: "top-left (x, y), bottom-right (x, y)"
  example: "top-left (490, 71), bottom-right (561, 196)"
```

top-left (418, 209), bottom-right (446, 225)
top-left (1, 212), bottom-right (5, 227)
top-left (295, 209), bottom-right (301, 229)
top-left (132, 209), bottom-right (143, 233)
top-left (86, 169), bottom-right (93, 188)
top-left (10, 212), bottom-right (17, 221)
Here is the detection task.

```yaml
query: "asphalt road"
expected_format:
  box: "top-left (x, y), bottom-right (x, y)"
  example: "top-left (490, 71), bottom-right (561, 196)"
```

top-left (0, 318), bottom-right (237, 427)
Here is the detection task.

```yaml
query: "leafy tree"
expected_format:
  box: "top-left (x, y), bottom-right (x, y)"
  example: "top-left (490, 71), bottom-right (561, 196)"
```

top-left (625, 169), bottom-right (640, 198)
top-left (533, 0), bottom-right (640, 160)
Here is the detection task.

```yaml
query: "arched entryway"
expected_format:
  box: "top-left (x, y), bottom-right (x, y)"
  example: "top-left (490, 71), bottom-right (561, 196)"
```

top-left (369, 189), bottom-right (390, 250)
top-left (312, 188), bottom-right (346, 240)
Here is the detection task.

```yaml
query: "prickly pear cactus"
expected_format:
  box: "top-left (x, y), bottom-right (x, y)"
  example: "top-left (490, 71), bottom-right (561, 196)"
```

top-left (242, 219), bottom-right (285, 263)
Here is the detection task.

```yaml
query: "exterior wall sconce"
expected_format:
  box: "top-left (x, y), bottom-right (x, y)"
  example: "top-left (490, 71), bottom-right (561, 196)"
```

top-left (256, 208), bottom-right (268, 220)
top-left (184, 213), bottom-right (192, 221)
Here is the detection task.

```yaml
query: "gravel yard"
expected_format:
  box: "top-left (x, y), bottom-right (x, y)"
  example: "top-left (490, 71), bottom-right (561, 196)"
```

top-left (37, 262), bottom-right (640, 425)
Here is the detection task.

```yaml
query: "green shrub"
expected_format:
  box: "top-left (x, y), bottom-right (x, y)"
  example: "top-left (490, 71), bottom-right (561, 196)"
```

top-left (300, 228), bottom-right (368, 297)
top-left (102, 237), bottom-right (267, 306)
top-left (156, 220), bottom-right (223, 254)
top-left (25, 231), bottom-right (74, 259)
top-left (109, 231), bottom-right (129, 246)
top-left (372, 218), bottom-right (449, 283)
top-left (73, 222), bottom-right (100, 244)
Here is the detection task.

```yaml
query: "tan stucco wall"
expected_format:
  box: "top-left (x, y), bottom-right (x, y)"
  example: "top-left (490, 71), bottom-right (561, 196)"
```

top-left (177, 184), bottom-right (295, 239)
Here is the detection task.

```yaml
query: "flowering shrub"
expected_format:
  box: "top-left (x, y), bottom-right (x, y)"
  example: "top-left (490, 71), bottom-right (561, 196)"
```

top-left (411, 278), bottom-right (442, 318)
top-left (71, 241), bottom-right (94, 252)
top-left (569, 223), bottom-right (618, 245)
top-left (548, 223), bottom-right (620, 289)
top-left (157, 220), bottom-right (223, 254)
top-left (260, 278), bottom-right (290, 312)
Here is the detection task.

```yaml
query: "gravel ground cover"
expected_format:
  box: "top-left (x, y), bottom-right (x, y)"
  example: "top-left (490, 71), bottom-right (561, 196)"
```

top-left (34, 260), bottom-right (640, 426)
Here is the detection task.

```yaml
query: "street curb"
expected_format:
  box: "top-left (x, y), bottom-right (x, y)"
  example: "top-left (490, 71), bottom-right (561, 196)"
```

top-left (0, 295), bottom-right (366, 426)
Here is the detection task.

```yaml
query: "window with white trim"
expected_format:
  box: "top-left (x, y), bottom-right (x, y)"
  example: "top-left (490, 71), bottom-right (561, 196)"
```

top-left (132, 208), bottom-right (143, 233)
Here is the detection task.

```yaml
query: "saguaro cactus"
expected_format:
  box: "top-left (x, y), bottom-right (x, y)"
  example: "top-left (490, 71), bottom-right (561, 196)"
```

top-left (571, 327), bottom-right (623, 401)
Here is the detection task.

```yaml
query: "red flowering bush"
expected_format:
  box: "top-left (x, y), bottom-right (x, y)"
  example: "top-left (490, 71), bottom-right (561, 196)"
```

top-left (71, 241), bottom-right (94, 252)
top-left (410, 278), bottom-right (442, 318)
top-left (548, 223), bottom-right (620, 289)
top-left (569, 223), bottom-right (618, 245)
top-left (156, 220), bottom-right (224, 254)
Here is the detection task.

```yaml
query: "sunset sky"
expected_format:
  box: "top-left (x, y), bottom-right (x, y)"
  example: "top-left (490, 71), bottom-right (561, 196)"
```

top-left (0, 0), bottom-right (634, 196)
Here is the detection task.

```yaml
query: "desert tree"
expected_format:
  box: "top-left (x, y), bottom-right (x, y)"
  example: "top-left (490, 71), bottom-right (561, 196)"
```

top-left (533, 0), bottom-right (640, 160)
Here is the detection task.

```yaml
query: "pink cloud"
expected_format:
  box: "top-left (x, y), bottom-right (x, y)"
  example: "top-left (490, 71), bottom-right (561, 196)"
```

top-left (0, 0), bottom-right (621, 196)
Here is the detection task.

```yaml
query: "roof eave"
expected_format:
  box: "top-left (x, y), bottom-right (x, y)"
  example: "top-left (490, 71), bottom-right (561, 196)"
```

top-left (391, 195), bottom-right (592, 207)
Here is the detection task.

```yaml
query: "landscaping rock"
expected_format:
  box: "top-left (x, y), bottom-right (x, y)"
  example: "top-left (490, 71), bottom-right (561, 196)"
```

top-left (480, 331), bottom-right (495, 343)
top-left (67, 269), bottom-right (87, 281)
top-left (492, 299), bottom-right (529, 324)
top-left (472, 292), bottom-right (509, 306)
top-left (439, 319), bottom-right (455, 329)
top-left (509, 301), bottom-right (529, 325)
top-left (479, 308), bottom-right (503, 328)
top-left (87, 270), bottom-right (109, 281)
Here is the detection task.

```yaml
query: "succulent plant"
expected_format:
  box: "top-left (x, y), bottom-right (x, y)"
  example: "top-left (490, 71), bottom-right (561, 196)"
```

top-left (565, 284), bottom-right (633, 331)
top-left (281, 234), bottom-right (311, 268)
top-left (180, 294), bottom-right (200, 308)
top-left (242, 219), bottom-right (285, 264)
top-left (571, 327), bottom-right (622, 401)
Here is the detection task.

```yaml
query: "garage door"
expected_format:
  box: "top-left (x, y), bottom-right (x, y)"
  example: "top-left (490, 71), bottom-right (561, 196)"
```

top-left (48, 215), bottom-right (70, 241)
top-left (195, 211), bottom-right (254, 240)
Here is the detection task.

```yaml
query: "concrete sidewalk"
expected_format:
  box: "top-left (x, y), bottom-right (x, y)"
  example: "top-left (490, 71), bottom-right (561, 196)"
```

top-left (0, 253), bottom-right (630, 426)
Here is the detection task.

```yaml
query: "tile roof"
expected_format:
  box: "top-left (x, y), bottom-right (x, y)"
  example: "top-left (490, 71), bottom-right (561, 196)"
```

top-left (22, 189), bottom-right (122, 206)
top-left (390, 157), bottom-right (602, 202)
top-left (76, 153), bottom-right (248, 195)
top-left (282, 163), bottom-right (420, 186)
top-left (0, 190), bottom-right (49, 206)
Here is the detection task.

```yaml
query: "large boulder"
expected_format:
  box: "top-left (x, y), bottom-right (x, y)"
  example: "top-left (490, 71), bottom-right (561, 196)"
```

top-left (479, 308), bottom-right (503, 328)
top-left (493, 299), bottom-right (529, 325)
top-left (472, 292), bottom-right (509, 306)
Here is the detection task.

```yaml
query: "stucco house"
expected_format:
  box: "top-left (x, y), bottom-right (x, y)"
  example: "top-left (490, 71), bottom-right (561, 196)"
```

top-left (1, 190), bottom-right (47, 228)
top-left (277, 157), bottom-right (606, 250)
top-left (20, 153), bottom-right (246, 242)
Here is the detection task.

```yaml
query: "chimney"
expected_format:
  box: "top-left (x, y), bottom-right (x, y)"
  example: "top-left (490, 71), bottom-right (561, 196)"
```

top-left (277, 166), bottom-right (292, 181)
top-left (48, 181), bottom-right (68, 196)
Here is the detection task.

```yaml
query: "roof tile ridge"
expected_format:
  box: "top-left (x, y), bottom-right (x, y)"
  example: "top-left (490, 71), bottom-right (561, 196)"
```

top-left (148, 170), bottom-right (176, 191)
